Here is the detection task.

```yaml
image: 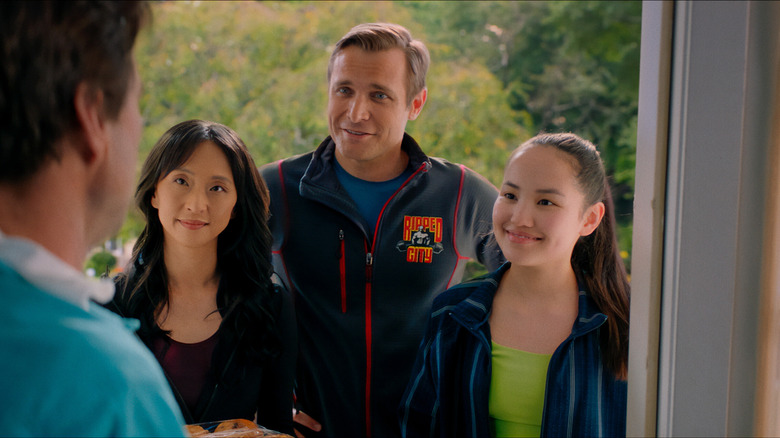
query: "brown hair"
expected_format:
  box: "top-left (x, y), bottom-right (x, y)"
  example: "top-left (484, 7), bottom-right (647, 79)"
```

top-left (0, 1), bottom-right (150, 182)
top-left (516, 132), bottom-right (630, 380)
top-left (327, 23), bottom-right (430, 106)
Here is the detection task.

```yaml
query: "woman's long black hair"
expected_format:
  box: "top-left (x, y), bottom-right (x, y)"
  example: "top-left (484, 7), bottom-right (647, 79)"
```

top-left (113, 119), bottom-right (280, 361)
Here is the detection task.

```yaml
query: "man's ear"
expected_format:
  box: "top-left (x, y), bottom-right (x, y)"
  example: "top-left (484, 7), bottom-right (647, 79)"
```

top-left (580, 201), bottom-right (606, 237)
top-left (408, 88), bottom-right (428, 121)
top-left (72, 82), bottom-right (109, 165)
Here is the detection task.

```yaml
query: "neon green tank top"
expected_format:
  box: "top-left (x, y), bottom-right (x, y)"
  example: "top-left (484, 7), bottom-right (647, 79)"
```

top-left (489, 341), bottom-right (552, 437)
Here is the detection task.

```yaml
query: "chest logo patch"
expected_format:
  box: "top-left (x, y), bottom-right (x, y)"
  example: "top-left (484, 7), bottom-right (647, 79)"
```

top-left (396, 215), bottom-right (445, 263)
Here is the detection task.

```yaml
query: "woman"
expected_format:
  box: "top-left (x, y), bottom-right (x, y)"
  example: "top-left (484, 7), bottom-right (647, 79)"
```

top-left (399, 133), bottom-right (629, 437)
top-left (108, 120), bottom-right (296, 434)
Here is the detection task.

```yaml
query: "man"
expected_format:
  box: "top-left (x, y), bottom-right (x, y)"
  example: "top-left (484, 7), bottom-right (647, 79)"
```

top-left (261, 23), bottom-right (503, 438)
top-left (0, 2), bottom-right (185, 436)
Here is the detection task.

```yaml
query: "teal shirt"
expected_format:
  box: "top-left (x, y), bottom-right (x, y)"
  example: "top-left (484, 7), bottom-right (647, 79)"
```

top-left (0, 260), bottom-right (186, 437)
top-left (333, 158), bottom-right (413, 232)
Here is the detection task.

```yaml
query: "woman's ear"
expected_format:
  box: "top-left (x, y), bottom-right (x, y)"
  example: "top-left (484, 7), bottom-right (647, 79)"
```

top-left (580, 201), bottom-right (605, 237)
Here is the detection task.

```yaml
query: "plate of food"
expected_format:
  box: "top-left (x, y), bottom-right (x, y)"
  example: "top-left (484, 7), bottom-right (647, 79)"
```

top-left (185, 418), bottom-right (292, 437)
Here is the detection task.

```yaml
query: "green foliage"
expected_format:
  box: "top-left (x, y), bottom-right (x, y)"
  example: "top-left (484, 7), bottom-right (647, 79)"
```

top-left (84, 251), bottom-right (117, 277)
top-left (401, 0), bottom-right (641, 255)
top-left (123, 0), bottom-right (640, 268)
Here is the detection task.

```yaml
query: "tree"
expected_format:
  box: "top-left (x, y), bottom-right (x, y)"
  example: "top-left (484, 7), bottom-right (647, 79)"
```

top-left (122, 1), bottom-right (640, 269)
top-left (402, 1), bottom-right (641, 255)
top-left (84, 251), bottom-right (117, 278)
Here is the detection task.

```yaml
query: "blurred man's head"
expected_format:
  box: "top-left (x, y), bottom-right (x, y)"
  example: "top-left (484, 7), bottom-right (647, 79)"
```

top-left (0, 1), bottom-right (150, 183)
top-left (0, 1), bottom-right (150, 254)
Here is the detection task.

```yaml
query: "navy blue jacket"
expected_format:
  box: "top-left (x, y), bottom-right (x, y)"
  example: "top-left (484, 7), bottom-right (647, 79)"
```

top-left (260, 134), bottom-right (503, 438)
top-left (399, 263), bottom-right (627, 437)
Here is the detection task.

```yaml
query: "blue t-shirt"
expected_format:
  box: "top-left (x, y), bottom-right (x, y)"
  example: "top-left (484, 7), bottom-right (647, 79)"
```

top-left (0, 261), bottom-right (186, 437)
top-left (334, 159), bottom-right (413, 231)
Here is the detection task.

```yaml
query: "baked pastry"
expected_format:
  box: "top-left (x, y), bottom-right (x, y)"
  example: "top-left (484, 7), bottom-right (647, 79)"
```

top-left (184, 424), bottom-right (209, 437)
top-left (214, 419), bottom-right (258, 433)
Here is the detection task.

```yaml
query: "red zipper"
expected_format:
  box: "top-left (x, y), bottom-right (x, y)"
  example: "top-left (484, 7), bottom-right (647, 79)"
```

top-left (364, 248), bottom-right (374, 437)
top-left (339, 229), bottom-right (346, 313)
top-left (362, 162), bottom-right (425, 437)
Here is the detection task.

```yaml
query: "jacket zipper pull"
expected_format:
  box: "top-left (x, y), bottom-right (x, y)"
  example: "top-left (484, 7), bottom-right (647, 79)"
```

top-left (365, 252), bottom-right (373, 282)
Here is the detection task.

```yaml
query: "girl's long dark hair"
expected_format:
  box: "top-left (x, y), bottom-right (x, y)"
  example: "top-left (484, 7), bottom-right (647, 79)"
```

top-left (113, 119), bottom-right (280, 361)
top-left (518, 133), bottom-right (630, 380)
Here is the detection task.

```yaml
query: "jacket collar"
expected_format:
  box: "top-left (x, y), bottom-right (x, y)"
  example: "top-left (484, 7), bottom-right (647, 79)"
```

top-left (449, 262), bottom-right (607, 337)
top-left (446, 263), bottom-right (506, 331)
top-left (302, 133), bottom-right (431, 189)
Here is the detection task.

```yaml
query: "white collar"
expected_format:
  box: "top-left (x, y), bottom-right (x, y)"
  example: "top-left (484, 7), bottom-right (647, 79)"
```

top-left (0, 229), bottom-right (115, 310)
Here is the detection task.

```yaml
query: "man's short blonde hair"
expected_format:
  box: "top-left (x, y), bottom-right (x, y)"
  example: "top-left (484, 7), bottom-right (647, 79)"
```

top-left (327, 23), bottom-right (430, 106)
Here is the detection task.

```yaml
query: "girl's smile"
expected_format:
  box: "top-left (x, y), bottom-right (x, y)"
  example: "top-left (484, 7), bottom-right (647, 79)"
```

top-left (504, 229), bottom-right (543, 244)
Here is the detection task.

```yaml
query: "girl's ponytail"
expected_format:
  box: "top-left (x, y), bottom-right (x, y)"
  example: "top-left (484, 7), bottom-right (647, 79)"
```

top-left (571, 178), bottom-right (630, 380)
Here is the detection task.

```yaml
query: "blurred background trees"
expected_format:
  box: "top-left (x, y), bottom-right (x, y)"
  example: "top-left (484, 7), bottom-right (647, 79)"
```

top-left (97, 0), bottom-right (641, 275)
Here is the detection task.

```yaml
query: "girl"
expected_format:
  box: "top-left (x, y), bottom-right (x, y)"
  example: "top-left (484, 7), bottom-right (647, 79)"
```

top-left (108, 120), bottom-right (296, 434)
top-left (399, 133), bottom-right (629, 437)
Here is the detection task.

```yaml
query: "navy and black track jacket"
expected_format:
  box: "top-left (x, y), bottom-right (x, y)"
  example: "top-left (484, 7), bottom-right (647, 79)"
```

top-left (260, 133), bottom-right (503, 438)
top-left (399, 263), bottom-right (627, 438)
